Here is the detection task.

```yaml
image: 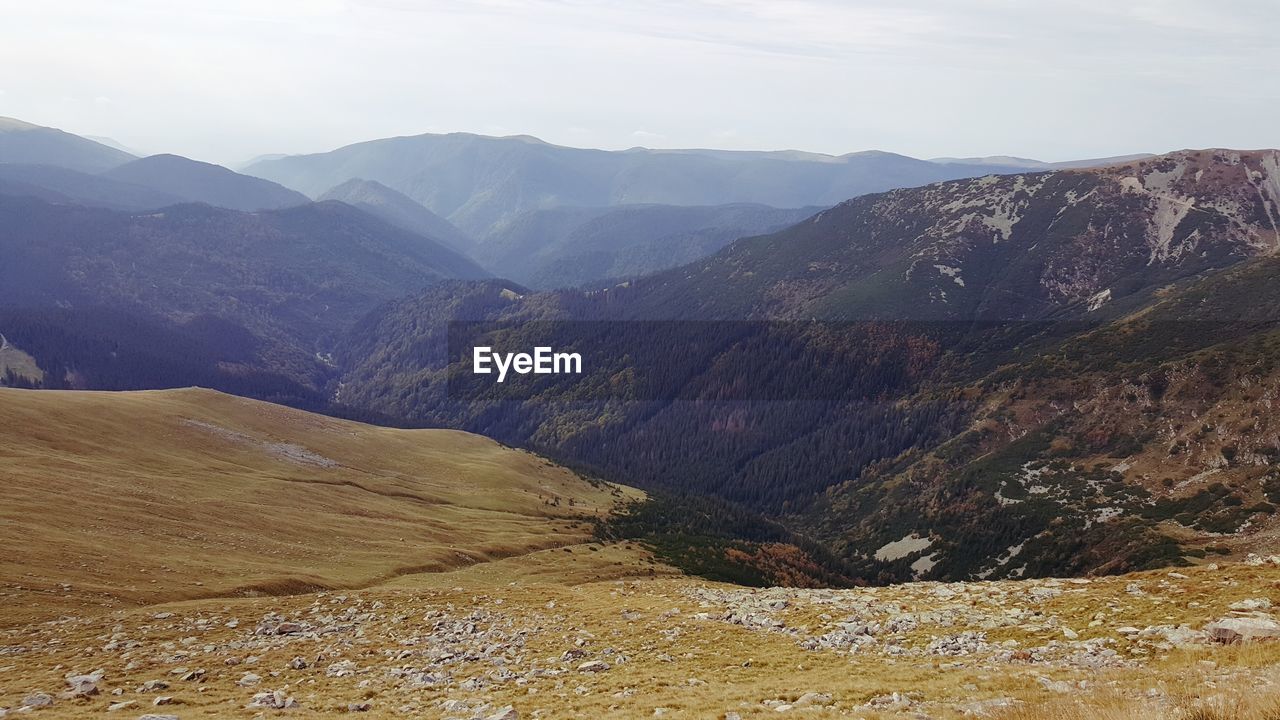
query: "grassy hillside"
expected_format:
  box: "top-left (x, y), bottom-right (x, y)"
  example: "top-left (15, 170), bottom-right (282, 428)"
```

top-left (0, 387), bottom-right (636, 622)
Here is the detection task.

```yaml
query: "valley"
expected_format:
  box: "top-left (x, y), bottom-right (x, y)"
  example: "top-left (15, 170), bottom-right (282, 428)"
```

top-left (4, 116), bottom-right (1280, 719)
top-left (7, 3), bottom-right (1280, 717)
top-left (4, 389), bottom-right (1280, 719)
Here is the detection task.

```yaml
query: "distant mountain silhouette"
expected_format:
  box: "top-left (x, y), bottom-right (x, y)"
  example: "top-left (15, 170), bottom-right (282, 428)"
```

top-left (243, 132), bottom-right (1036, 235)
top-left (319, 178), bottom-right (473, 254)
top-left (0, 163), bottom-right (185, 210)
top-left (0, 116), bottom-right (136, 172)
top-left (104, 154), bottom-right (311, 211)
top-left (476, 203), bottom-right (820, 289)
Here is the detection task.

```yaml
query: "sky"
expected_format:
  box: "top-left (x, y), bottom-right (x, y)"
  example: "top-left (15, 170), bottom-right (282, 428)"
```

top-left (1, 0), bottom-right (1277, 166)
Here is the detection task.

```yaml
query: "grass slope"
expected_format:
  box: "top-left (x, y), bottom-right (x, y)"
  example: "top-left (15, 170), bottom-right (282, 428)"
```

top-left (0, 387), bottom-right (636, 622)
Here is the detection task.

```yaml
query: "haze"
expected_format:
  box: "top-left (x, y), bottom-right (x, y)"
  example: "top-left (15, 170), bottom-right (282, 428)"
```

top-left (2, 0), bottom-right (1276, 165)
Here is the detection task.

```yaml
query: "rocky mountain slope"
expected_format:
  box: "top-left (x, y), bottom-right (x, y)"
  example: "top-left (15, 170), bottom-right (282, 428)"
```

top-left (334, 150), bottom-right (1280, 585)
top-left (0, 116), bottom-right (135, 172)
top-left (604, 149), bottom-right (1280, 321)
top-left (242, 133), bottom-right (1033, 235)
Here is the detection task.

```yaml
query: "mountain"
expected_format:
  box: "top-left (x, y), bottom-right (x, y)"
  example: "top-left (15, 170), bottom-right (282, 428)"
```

top-left (103, 154), bottom-right (311, 211)
top-left (334, 149), bottom-right (1280, 584)
top-left (930, 153), bottom-right (1156, 170)
top-left (0, 163), bottom-right (186, 210)
top-left (84, 135), bottom-right (141, 155)
top-left (318, 178), bottom-right (474, 254)
top-left (476, 203), bottom-right (820, 289)
top-left (602, 149), bottom-right (1280, 321)
top-left (0, 196), bottom-right (489, 399)
top-left (243, 132), bottom-right (1033, 235)
top-left (0, 116), bottom-right (136, 172)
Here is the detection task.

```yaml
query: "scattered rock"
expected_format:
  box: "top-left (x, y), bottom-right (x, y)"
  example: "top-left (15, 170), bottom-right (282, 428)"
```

top-left (137, 680), bottom-right (169, 693)
top-left (1229, 598), bottom-right (1272, 611)
top-left (21, 693), bottom-right (54, 709)
top-left (577, 660), bottom-right (610, 672)
top-left (106, 700), bottom-right (137, 712)
top-left (63, 670), bottom-right (103, 698)
top-left (247, 690), bottom-right (297, 709)
top-left (793, 692), bottom-right (832, 708)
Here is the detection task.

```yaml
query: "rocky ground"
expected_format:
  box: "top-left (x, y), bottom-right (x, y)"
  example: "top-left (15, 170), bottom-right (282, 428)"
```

top-left (4, 547), bottom-right (1280, 719)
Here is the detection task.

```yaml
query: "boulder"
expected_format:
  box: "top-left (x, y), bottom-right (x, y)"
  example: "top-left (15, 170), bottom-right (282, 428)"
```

top-left (247, 690), bottom-right (297, 709)
top-left (21, 693), bottom-right (54, 709)
top-left (1205, 616), bottom-right (1280, 644)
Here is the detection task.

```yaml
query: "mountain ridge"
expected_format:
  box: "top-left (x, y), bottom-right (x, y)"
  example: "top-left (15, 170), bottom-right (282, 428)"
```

top-left (103, 153), bottom-right (311, 211)
top-left (0, 115), bottom-right (136, 172)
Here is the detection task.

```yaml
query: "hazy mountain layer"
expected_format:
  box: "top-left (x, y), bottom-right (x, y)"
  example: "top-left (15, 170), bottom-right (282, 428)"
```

top-left (243, 132), bottom-right (1034, 235)
top-left (103, 154), bottom-right (310, 211)
top-left (0, 116), bottom-right (135, 172)
top-left (476, 203), bottom-right (820, 289)
top-left (319, 178), bottom-right (474, 254)
top-left (0, 163), bottom-right (186, 210)
top-left (0, 196), bottom-right (489, 398)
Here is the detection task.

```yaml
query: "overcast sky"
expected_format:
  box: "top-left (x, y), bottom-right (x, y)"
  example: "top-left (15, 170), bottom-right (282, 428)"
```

top-left (1, 0), bottom-right (1277, 166)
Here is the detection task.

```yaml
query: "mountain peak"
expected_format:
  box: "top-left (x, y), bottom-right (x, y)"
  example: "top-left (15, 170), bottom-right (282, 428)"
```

top-left (0, 116), bottom-right (136, 172)
top-left (0, 116), bottom-right (44, 132)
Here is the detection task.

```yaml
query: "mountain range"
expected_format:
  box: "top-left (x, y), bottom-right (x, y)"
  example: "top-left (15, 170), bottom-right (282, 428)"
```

top-left (332, 150), bottom-right (1280, 583)
top-left (4, 114), bottom-right (1280, 591)
top-left (0, 115), bottom-right (136, 172)
top-left (242, 133), bottom-right (1044, 236)
top-left (0, 194), bottom-right (488, 401)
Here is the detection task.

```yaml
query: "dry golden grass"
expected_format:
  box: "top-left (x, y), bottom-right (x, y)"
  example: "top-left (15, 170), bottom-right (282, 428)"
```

top-left (4, 561), bottom-right (1280, 719)
top-left (995, 684), bottom-right (1280, 720)
top-left (0, 387), bottom-right (637, 623)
